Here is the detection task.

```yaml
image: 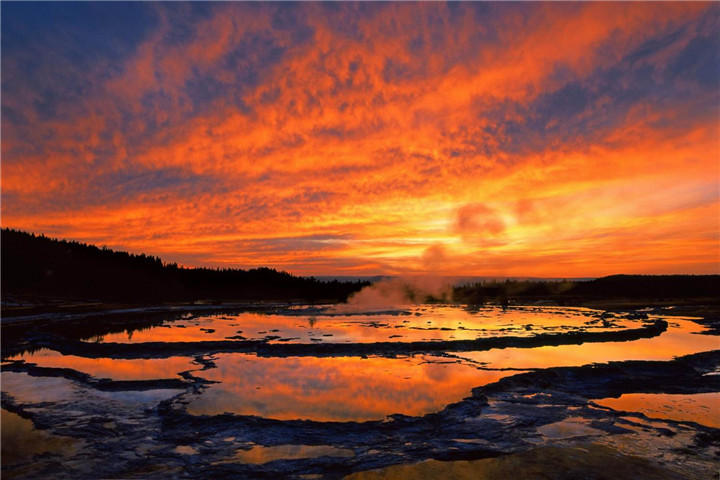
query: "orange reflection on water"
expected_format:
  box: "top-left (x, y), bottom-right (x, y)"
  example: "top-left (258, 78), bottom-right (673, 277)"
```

top-left (7, 349), bottom-right (196, 381)
top-left (595, 392), bottom-right (720, 428)
top-left (452, 318), bottom-right (718, 370)
top-left (95, 313), bottom-right (271, 343)
top-left (187, 354), bottom-right (517, 421)
top-left (232, 445), bottom-right (354, 464)
top-left (95, 306), bottom-right (621, 345)
top-left (1, 409), bottom-right (79, 467)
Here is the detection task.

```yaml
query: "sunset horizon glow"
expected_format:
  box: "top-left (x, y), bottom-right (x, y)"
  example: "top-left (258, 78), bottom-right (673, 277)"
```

top-left (2, 2), bottom-right (718, 277)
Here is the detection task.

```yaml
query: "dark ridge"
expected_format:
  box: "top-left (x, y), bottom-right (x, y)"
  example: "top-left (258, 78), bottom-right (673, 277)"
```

top-left (3, 228), bottom-right (718, 308)
top-left (1, 228), bottom-right (369, 303)
top-left (452, 274), bottom-right (720, 304)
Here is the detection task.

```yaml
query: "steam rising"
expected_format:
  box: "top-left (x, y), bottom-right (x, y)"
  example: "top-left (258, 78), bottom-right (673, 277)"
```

top-left (330, 276), bottom-right (453, 314)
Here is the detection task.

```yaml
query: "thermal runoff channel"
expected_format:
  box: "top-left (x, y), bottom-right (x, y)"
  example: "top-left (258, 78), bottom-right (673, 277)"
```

top-left (2, 2), bottom-right (719, 277)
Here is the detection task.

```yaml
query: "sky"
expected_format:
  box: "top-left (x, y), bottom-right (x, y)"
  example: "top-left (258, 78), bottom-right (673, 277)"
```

top-left (1, 2), bottom-right (718, 277)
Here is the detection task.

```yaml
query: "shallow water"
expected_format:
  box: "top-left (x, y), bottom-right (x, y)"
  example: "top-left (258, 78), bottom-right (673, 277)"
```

top-left (1, 408), bottom-right (79, 466)
top-left (594, 392), bottom-right (720, 428)
top-left (185, 353), bottom-right (517, 421)
top-left (87, 306), bottom-right (634, 345)
top-left (449, 317), bottom-right (716, 369)
top-left (2, 371), bottom-right (184, 407)
top-left (344, 444), bottom-right (689, 480)
top-left (231, 444), bottom-right (355, 464)
top-left (2, 304), bottom-right (717, 478)
top-left (3, 306), bottom-right (713, 423)
top-left (537, 417), bottom-right (604, 439)
top-left (6, 350), bottom-right (198, 381)
top-left (2, 372), bottom-right (78, 404)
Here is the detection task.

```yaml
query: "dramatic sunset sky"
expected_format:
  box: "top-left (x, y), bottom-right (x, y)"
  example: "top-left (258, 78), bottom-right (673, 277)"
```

top-left (2, 2), bottom-right (718, 277)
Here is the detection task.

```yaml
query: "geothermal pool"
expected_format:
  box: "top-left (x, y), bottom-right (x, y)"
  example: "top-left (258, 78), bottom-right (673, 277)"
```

top-left (2, 304), bottom-right (718, 479)
top-left (75, 305), bottom-right (643, 344)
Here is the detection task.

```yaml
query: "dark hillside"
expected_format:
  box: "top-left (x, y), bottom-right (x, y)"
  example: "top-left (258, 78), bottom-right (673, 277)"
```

top-left (452, 274), bottom-right (720, 305)
top-left (1, 229), bottom-right (368, 303)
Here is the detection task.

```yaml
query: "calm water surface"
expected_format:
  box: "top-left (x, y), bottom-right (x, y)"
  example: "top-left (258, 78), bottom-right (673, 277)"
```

top-left (3, 305), bottom-right (717, 424)
top-left (184, 353), bottom-right (516, 420)
top-left (87, 305), bottom-right (635, 344)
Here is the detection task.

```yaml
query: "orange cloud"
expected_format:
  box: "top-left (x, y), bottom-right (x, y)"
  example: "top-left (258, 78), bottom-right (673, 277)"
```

top-left (2, 2), bottom-right (718, 276)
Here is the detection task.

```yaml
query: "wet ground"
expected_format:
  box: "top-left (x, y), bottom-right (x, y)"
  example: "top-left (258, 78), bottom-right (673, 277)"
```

top-left (1, 304), bottom-right (718, 479)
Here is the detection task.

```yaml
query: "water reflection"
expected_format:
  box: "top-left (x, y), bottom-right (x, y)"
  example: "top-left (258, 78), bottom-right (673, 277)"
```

top-left (232, 445), bottom-right (354, 464)
top-left (187, 354), bottom-right (516, 421)
top-left (344, 444), bottom-right (687, 480)
top-left (91, 306), bottom-right (634, 345)
top-left (595, 392), bottom-right (720, 428)
top-left (1, 409), bottom-right (79, 470)
top-left (537, 417), bottom-right (604, 439)
top-left (174, 445), bottom-right (199, 455)
top-left (1, 371), bottom-right (184, 407)
top-left (450, 318), bottom-right (716, 369)
top-left (6, 349), bottom-right (197, 381)
top-left (2, 306), bottom-right (715, 433)
top-left (1, 372), bottom-right (77, 404)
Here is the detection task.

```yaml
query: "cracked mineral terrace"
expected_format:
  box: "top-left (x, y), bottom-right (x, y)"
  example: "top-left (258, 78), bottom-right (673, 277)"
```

top-left (2, 304), bottom-right (719, 479)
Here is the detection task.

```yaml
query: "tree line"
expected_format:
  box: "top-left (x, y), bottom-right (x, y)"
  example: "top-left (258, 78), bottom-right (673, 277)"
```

top-left (2, 228), bottom-right (717, 305)
top-left (452, 274), bottom-right (720, 304)
top-left (1, 228), bottom-right (369, 303)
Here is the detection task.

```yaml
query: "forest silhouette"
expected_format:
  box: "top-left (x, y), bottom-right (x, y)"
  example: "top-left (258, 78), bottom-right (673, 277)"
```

top-left (1, 229), bottom-right (369, 303)
top-left (2, 228), bottom-right (718, 306)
